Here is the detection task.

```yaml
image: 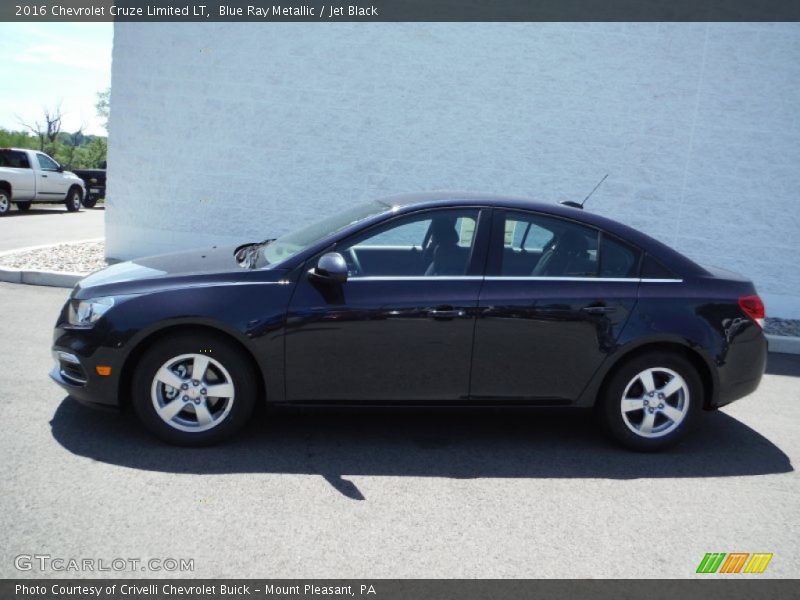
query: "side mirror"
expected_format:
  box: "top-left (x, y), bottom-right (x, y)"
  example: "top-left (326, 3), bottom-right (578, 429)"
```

top-left (309, 252), bottom-right (348, 284)
top-left (57, 165), bottom-right (64, 173)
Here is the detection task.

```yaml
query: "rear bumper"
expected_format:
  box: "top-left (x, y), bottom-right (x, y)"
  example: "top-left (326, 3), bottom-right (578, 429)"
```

top-left (712, 330), bottom-right (768, 409)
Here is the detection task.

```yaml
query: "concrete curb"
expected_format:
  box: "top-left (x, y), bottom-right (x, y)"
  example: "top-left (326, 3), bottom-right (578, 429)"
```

top-left (0, 267), bottom-right (83, 288)
top-left (766, 334), bottom-right (800, 356)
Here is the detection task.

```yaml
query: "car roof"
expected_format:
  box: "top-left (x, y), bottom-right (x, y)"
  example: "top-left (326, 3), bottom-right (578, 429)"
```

top-left (374, 191), bottom-right (707, 277)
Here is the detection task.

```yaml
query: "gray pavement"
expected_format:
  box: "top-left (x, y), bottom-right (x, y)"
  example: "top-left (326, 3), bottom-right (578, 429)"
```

top-left (0, 281), bottom-right (797, 579)
top-left (0, 205), bottom-right (104, 252)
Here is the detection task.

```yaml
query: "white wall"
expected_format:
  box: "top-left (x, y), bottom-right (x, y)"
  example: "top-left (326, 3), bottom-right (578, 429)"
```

top-left (107, 22), bottom-right (800, 318)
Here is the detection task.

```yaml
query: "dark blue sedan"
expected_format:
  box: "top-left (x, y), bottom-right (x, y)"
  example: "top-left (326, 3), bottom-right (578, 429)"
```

top-left (51, 193), bottom-right (767, 450)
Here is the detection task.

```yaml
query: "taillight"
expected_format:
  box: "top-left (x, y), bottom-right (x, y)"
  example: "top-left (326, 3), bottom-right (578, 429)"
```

top-left (738, 295), bottom-right (765, 328)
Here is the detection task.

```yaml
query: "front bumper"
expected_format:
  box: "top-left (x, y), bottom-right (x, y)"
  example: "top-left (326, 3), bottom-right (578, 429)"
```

top-left (50, 326), bottom-right (126, 409)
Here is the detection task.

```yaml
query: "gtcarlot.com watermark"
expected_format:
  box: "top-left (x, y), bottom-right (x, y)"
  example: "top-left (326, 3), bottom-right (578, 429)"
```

top-left (14, 554), bottom-right (194, 573)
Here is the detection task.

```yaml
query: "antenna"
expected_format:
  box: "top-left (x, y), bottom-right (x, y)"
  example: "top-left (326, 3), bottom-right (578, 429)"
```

top-left (560, 174), bottom-right (608, 210)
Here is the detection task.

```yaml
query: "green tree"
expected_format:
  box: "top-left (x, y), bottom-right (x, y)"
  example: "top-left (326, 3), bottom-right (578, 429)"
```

top-left (96, 88), bottom-right (110, 131)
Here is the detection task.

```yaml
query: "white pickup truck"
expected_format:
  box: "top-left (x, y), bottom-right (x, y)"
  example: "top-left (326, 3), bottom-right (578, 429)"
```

top-left (0, 148), bottom-right (86, 215)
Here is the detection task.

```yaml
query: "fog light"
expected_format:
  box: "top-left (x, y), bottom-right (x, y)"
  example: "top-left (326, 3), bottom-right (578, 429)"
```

top-left (96, 366), bottom-right (112, 376)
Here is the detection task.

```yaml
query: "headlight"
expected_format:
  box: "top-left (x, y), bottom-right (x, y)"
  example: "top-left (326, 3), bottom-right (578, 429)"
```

top-left (67, 297), bottom-right (115, 327)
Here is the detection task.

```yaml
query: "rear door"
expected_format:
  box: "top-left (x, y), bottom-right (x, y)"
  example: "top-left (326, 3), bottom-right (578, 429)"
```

top-left (469, 209), bottom-right (641, 403)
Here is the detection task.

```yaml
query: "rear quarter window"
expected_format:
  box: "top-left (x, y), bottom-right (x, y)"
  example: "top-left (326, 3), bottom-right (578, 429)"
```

top-left (641, 254), bottom-right (677, 279)
top-left (599, 235), bottom-right (641, 278)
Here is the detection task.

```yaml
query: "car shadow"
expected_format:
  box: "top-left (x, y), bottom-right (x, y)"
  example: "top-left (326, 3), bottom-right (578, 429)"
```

top-left (50, 398), bottom-right (793, 500)
top-left (765, 351), bottom-right (800, 377)
top-left (2, 206), bottom-right (103, 217)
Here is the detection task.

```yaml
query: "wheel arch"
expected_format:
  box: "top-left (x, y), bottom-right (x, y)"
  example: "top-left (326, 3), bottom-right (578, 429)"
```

top-left (67, 184), bottom-right (83, 199)
top-left (117, 323), bottom-right (267, 410)
top-left (582, 339), bottom-right (717, 410)
top-left (0, 180), bottom-right (11, 195)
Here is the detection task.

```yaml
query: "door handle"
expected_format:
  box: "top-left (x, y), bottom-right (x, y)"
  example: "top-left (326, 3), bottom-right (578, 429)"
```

top-left (582, 305), bottom-right (616, 314)
top-left (41, 174), bottom-right (48, 178)
top-left (426, 308), bottom-right (466, 320)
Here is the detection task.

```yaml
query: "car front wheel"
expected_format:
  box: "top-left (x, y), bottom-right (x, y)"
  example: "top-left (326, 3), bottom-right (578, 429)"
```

top-left (132, 333), bottom-right (257, 446)
top-left (599, 352), bottom-right (701, 451)
top-left (65, 188), bottom-right (82, 212)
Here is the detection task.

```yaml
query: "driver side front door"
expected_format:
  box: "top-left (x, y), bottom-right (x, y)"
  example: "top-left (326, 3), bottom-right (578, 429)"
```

top-left (284, 208), bottom-right (488, 403)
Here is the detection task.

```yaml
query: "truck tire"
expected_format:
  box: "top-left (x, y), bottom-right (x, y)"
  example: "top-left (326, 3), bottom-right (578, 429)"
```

top-left (16, 201), bottom-right (31, 212)
top-left (82, 197), bottom-right (98, 209)
top-left (65, 187), bottom-right (82, 212)
top-left (0, 189), bottom-right (11, 215)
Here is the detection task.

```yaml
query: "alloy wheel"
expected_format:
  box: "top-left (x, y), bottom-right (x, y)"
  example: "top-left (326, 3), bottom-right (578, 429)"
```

top-left (150, 353), bottom-right (236, 432)
top-left (619, 367), bottom-right (690, 438)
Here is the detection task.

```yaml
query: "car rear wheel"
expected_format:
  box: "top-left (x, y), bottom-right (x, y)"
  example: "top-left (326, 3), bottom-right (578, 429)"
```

top-left (82, 197), bottom-right (98, 208)
top-left (132, 333), bottom-right (257, 446)
top-left (0, 190), bottom-right (10, 215)
top-left (599, 352), bottom-right (701, 451)
top-left (65, 188), bottom-right (82, 212)
top-left (16, 201), bottom-right (31, 212)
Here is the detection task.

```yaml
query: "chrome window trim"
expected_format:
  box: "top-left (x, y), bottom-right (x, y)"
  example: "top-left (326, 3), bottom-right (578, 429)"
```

top-left (345, 276), bottom-right (683, 283)
top-left (640, 278), bottom-right (684, 283)
top-left (348, 276), bottom-right (484, 282)
top-left (484, 276), bottom-right (636, 282)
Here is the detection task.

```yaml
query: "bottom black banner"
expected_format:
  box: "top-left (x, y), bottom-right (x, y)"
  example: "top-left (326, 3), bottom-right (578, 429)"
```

top-left (2, 580), bottom-right (798, 600)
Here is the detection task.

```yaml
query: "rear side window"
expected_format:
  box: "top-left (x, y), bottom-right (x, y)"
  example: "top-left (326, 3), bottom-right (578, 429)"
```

top-left (0, 150), bottom-right (30, 168)
top-left (500, 211), bottom-right (599, 277)
top-left (599, 235), bottom-right (640, 278)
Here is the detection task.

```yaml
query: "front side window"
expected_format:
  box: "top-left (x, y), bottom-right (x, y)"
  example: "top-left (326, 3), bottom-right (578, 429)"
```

top-left (36, 153), bottom-right (59, 171)
top-left (339, 209), bottom-right (480, 277)
top-left (500, 212), bottom-right (598, 277)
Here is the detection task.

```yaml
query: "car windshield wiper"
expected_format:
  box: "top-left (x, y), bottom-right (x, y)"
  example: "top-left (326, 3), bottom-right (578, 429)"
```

top-left (235, 239), bottom-right (275, 269)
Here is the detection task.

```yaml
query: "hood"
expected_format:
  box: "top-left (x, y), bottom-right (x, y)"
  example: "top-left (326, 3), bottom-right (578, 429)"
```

top-left (74, 245), bottom-right (287, 299)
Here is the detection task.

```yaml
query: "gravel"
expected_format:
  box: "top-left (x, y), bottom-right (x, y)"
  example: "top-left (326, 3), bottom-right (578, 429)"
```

top-left (2, 240), bottom-right (799, 337)
top-left (0, 240), bottom-right (107, 274)
top-left (765, 317), bottom-right (800, 337)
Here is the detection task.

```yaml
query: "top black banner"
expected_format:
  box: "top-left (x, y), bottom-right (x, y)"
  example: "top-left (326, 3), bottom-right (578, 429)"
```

top-left (3, 0), bottom-right (800, 22)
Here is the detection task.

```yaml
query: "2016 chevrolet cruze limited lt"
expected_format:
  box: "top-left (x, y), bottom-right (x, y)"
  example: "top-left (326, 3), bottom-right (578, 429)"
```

top-left (51, 193), bottom-right (767, 450)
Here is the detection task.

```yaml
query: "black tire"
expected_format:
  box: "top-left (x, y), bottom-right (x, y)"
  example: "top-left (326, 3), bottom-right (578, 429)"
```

top-left (598, 351), bottom-right (702, 451)
top-left (65, 187), bottom-right (82, 212)
top-left (16, 201), bottom-right (32, 212)
top-left (82, 197), bottom-right (98, 209)
top-left (0, 188), bottom-right (11, 215)
top-left (131, 333), bottom-right (258, 446)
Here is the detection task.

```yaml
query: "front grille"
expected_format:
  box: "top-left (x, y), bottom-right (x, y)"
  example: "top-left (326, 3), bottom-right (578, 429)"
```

top-left (54, 351), bottom-right (87, 385)
top-left (60, 363), bottom-right (87, 385)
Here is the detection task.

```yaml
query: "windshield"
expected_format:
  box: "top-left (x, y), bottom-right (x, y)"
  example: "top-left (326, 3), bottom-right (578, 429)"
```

top-left (261, 200), bottom-right (390, 266)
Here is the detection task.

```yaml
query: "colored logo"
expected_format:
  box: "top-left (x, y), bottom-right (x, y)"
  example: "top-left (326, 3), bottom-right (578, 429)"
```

top-left (696, 552), bottom-right (773, 574)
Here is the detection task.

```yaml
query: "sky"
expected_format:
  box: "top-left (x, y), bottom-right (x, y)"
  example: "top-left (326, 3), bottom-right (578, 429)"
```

top-left (0, 23), bottom-right (113, 136)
